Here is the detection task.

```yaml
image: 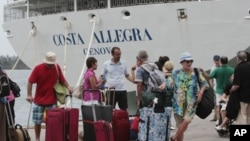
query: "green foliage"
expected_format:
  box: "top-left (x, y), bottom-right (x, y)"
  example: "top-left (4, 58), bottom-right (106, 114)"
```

top-left (0, 55), bottom-right (30, 69)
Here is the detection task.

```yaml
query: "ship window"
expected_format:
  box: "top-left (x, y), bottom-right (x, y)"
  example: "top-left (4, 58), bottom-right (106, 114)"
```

top-left (122, 10), bottom-right (131, 19)
top-left (88, 13), bottom-right (96, 20)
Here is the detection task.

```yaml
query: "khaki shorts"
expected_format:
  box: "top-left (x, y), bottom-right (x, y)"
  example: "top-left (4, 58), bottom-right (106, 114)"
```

top-left (174, 111), bottom-right (195, 127)
top-left (235, 102), bottom-right (250, 124)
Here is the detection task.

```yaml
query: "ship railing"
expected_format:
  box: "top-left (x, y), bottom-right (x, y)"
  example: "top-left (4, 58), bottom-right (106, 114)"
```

top-left (3, 0), bottom-right (200, 23)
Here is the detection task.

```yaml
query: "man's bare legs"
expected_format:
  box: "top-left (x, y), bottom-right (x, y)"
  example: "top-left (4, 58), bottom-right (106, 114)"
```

top-left (35, 124), bottom-right (41, 141)
top-left (171, 119), bottom-right (190, 141)
top-left (215, 105), bottom-right (220, 125)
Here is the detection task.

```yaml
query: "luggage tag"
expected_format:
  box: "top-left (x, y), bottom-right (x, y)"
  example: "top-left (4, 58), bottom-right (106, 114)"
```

top-left (153, 97), bottom-right (165, 113)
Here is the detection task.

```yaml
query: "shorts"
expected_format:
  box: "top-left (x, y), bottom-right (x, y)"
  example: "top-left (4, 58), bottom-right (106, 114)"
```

top-left (106, 90), bottom-right (127, 110)
top-left (33, 104), bottom-right (57, 124)
top-left (221, 102), bottom-right (228, 111)
top-left (174, 111), bottom-right (195, 127)
top-left (215, 93), bottom-right (222, 106)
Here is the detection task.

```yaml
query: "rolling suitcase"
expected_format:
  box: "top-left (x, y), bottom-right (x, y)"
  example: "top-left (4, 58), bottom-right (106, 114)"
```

top-left (106, 87), bottom-right (130, 141)
top-left (45, 95), bottom-right (79, 141)
top-left (5, 102), bottom-right (31, 141)
top-left (113, 109), bottom-right (130, 141)
top-left (81, 89), bottom-right (113, 141)
top-left (138, 107), bottom-right (170, 141)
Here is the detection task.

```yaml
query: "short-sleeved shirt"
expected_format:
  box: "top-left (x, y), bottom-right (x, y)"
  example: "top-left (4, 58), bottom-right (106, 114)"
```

top-left (83, 69), bottom-right (100, 101)
top-left (101, 59), bottom-right (129, 91)
top-left (233, 61), bottom-right (250, 103)
top-left (28, 63), bottom-right (66, 105)
top-left (172, 69), bottom-right (209, 117)
top-left (210, 66), bottom-right (219, 90)
top-left (209, 65), bottom-right (234, 95)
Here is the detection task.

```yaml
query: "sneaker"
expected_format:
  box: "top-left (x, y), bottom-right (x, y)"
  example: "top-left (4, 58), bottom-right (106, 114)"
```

top-left (170, 126), bottom-right (176, 130)
top-left (210, 118), bottom-right (216, 122)
top-left (215, 126), bottom-right (226, 131)
top-left (216, 120), bottom-right (219, 126)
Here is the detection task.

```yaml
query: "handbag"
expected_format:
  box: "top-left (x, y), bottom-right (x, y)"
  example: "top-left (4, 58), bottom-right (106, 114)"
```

top-left (72, 83), bottom-right (83, 100)
top-left (54, 81), bottom-right (68, 104)
top-left (140, 92), bottom-right (156, 108)
top-left (54, 64), bottom-right (68, 104)
top-left (194, 68), bottom-right (215, 119)
top-left (131, 116), bottom-right (139, 133)
top-left (140, 91), bottom-right (165, 113)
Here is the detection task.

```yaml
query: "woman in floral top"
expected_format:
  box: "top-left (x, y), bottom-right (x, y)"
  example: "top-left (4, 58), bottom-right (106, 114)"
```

top-left (170, 52), bottom-right (208, 141)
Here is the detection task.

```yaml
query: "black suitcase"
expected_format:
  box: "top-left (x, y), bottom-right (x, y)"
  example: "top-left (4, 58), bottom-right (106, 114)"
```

top-left (81, 89), bottom-right (113, 141)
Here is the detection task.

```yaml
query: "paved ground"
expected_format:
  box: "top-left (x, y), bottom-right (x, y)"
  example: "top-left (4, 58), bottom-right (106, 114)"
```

top-left (27, 111), bottom-right (230, 141)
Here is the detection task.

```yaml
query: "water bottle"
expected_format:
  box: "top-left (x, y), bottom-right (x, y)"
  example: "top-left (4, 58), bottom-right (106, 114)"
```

top-left (100, 75), bottom-right (105, 90)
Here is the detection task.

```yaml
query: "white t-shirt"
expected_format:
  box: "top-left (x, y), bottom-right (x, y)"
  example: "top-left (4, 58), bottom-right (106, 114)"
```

top-left (101, 59), bottom-right (129, 91)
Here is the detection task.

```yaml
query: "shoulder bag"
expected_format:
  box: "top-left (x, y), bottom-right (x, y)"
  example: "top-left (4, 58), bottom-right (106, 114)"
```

top-left (54, 64), bottom-right (68, 104)
top-left (194, 68), bottom-right (215, 119)
top-left (226, 91), bottom-right (240, 120)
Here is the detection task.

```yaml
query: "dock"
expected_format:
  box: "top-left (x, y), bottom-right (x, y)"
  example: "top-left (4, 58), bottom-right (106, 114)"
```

top-left (27, 111), bottom-right (229, 141)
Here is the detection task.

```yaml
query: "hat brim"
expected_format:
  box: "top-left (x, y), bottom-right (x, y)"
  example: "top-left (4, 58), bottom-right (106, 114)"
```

top-left (43, 58), bottom-right (56, 64)
top-left (180, 58), bottom-right (193, 63)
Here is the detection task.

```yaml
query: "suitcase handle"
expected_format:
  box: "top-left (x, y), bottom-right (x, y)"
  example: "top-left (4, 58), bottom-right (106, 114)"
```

top-left (83, 89), bottom-right (100, 92)
top-left (105, 87), bottom-right (115, 108)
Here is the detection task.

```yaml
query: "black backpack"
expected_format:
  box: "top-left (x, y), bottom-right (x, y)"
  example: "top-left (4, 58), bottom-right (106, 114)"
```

top-left (9, 79), bottom-right (21, 97)
top-left (0, 72), bottom-right (10, 97)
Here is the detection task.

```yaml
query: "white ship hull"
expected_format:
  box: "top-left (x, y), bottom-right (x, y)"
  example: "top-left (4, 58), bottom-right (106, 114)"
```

top-left (3, 0), bottom-right (250, 92)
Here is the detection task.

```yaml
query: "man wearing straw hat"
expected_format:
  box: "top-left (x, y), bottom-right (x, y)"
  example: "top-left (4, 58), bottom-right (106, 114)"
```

top-left (26, 51), bottom-right (72, 141)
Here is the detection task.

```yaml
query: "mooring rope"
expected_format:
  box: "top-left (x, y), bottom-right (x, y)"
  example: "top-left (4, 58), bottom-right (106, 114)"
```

top-left (7, 26), bottom-right (36, 77)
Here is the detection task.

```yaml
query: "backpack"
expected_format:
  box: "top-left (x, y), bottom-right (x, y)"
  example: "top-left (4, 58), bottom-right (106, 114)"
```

top-left (140, 64), bottom-right (165, 92)
top-left (140, 64), bottom-right (171, 109)
top-left (0, 72), bottom-right (10, 97)
top-left (9, 79), bottom-right (21, 97)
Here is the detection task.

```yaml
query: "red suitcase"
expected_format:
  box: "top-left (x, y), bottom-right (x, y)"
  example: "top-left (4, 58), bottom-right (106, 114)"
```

top-left (112, 109), bottom-right (130, 141)
top-left (45, 96), bottom-right (79, 141)
top-left (94, 120), bottom-right (114, 141)
top-left (105, 87), bottom-right (130, 141)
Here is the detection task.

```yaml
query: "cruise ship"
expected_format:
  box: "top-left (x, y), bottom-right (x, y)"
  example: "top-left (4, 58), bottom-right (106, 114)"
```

top-left (2, 0), bottom-right (250, 94)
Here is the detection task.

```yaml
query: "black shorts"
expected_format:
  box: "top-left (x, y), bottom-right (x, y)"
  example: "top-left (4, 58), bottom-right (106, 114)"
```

top-left (106, 90), bottom-right (128, 110)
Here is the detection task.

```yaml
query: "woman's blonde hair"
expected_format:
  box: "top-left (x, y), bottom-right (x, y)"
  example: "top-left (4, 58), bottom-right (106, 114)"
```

top-left (164, 61), bottom-right (174, 72)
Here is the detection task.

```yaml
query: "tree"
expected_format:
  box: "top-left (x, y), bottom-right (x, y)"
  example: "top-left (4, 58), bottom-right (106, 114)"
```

top-left (0, 55), bottom-right (30, 69)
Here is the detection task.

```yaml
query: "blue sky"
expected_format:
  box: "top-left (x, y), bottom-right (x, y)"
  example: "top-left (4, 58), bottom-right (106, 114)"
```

top-left (0, 1), bottom-right (16, 56)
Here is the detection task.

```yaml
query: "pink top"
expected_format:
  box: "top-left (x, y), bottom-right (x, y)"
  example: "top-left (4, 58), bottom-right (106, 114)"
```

top-left (83, 69), bottom-right (100, 101)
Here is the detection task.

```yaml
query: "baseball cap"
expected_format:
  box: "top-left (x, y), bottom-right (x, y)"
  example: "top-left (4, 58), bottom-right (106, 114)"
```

top-left (213, 55), bottom-right (220, 60)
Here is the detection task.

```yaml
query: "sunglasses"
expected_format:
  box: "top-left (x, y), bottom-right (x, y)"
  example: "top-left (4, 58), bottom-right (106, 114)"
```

top-left (183, 60), bottom-right (193, 63)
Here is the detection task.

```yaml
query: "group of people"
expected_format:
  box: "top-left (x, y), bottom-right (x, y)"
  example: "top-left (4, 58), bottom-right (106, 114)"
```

top-left (199, 51), bottom-right (250, 134)
top-left (1, 46), bottom-right (250, 141)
